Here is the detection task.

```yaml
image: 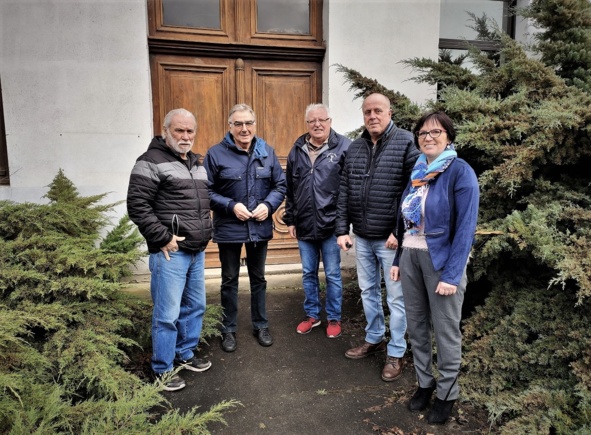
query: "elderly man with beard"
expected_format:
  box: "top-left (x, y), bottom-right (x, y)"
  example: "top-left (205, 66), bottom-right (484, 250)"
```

top-left (127, 108), bottom-right (213, 392)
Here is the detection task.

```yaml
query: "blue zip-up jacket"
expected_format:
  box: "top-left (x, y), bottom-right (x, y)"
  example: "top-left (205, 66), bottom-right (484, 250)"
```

top-left (203, 132), bottom-right (286, 243)
top-left (284, 129), bottom-right (351, 241)
top-left (393, 157), bottom-right (479, 286)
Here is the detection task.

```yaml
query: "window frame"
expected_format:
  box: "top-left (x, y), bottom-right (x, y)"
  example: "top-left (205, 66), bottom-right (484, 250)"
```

top-left (438, 0), bottom-right (516, 52)
top-left (148, 0), bottom-right (324, 59)
top-left (0, 78), bottom-right (9, 186)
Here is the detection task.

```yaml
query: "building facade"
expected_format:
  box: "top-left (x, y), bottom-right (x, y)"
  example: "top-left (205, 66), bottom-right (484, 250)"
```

top-left (0, 0), bottom-right (532, 268)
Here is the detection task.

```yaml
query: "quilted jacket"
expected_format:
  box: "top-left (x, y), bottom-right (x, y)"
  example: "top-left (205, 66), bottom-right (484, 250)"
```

top-left (127, 136), bottom-right (212, 253)
top-left (335, 122), bottom-right (419, 239)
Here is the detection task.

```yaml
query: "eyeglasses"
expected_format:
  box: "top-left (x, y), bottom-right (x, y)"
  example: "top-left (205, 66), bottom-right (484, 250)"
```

top-left (306, 118), bottom-right (331, 125)
top-left (230, 120), bottom-right (255, 128)
top-left (415, 129), bottom-right (446, 139)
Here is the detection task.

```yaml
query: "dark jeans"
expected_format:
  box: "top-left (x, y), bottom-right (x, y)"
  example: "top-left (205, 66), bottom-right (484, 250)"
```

top-left (218, 241), bottom-right (268, 333)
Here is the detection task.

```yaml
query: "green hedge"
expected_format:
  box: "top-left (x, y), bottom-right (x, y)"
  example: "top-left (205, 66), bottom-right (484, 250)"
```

top-left (0, 170), bottom-right (237, 434)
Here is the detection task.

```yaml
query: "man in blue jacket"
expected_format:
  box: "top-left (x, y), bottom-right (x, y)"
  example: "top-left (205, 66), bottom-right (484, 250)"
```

top-left (284, 104), bottom-right (351, 338)
top-left (204, 104), bottom-right (286, 352)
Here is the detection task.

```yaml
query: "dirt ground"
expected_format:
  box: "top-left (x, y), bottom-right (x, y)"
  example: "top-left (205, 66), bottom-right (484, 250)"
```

top-left (162, 275), bottom-right (491, 435)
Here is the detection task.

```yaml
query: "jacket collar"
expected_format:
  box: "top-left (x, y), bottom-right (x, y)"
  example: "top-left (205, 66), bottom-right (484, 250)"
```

top-left (222, 132), bottom-right (269, 160)
top-left (150, 136), bottom-right (199, 165)
top-left (361, 121), bottom-right (395, 146)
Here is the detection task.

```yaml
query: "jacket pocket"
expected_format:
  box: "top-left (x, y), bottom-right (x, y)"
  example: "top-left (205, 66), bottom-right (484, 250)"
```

top-left (220, 168), bottom-right (243, 180)
top-left (255, 166), bottom-right (272, 198)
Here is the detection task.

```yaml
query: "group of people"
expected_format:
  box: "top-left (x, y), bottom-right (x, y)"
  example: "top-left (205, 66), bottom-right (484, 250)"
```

top-left (126, 93), bottom-right (479, 426)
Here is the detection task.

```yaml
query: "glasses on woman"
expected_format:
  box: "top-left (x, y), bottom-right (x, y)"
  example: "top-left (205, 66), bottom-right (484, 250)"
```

top-left (415, 129), bottom-right (446, 139)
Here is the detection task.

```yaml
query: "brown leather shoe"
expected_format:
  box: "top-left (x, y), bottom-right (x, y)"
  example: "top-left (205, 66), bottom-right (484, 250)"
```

top-left (345, 341), bottom-right (386, 359)
top-left (381, 356), bottom-right (404, 381)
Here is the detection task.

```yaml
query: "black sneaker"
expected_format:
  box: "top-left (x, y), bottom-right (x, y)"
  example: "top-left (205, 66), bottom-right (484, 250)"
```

top-left (254, 327), bottom-right (273, 346)
top-left (154, 372), bottom-right (186, 392)
top-left (175, 356), bottom-right (212, 373)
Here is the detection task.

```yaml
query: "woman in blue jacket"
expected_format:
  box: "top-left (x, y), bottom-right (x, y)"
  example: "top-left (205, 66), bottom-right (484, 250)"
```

top-left (390, 111), bottom-right (479, 425)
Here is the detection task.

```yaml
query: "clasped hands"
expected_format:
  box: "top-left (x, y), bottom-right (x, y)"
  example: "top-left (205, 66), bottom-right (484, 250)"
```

top-left (234, 202), bottom-right (269, 221)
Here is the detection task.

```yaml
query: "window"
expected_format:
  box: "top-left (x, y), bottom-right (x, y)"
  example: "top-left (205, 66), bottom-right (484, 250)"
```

top-left (0, 78), bottom-right (8, 186)
top-left (439, 0), bottom-right (516, 52)
top-left (256, 0), bottom-right (310, 34)
top-left (148, 0), bottom-right (323, 53)
top-left (162, 0), bottom-right (221, 29)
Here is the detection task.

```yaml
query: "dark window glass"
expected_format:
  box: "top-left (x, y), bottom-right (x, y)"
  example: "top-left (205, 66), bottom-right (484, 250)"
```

top-left (257, 0), bottom-right (309, 34)
top-left (162, 0), bottom-right (221, 29)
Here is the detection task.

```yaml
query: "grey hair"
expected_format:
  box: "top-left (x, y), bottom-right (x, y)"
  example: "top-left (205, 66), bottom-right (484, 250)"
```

top-left (162, 108), bottom-right (197, 137)
top-left (228, 104), bottom-right (256, 123)
top-left (305, 103), bottom-right (331, 120)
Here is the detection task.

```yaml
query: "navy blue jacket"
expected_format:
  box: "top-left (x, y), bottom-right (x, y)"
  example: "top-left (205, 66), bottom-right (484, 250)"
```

top-left (284, 129), bottom-right (351, 241)
top-left (393, 157), bottom-right (479, 286)
top-left (203, 132), bottom-right (286, 243)
top-left (127, 136), bottom-right (212, 253)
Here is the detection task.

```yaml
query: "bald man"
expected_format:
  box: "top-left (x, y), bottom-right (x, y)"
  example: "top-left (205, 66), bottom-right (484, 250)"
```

top-left (335, 93), bottom-right (419, 382)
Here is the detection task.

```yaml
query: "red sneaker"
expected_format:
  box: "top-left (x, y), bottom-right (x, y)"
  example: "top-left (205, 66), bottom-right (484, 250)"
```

top-left (326, 320), bottom-right (342, 338)
top-left (297, 317), bottom-right (321, 334)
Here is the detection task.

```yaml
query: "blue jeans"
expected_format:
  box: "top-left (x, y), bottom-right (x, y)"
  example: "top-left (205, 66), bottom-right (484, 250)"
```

top-left (298, 235), bottom-right (342, 320)
top-left (149, 250), bottom-right (206, 374)
top-left (355, 236), bottom-right (407, 358)
top-left (218, 242), bottom-right (268, 332)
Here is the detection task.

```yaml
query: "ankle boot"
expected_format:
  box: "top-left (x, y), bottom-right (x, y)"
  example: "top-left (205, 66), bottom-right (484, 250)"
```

top-left (408, 385), bottom-right (435, 411)
top-left (427, 397), bottom-right (456, 424)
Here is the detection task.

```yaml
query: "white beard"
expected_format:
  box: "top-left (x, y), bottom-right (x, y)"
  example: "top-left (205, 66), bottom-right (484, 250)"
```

top-left (166, 135), bottom-right (193, 155)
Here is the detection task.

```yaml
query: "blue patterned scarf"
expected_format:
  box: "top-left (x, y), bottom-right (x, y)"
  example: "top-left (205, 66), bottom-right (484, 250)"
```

top-left (401, 147), bottom-right (457, 234)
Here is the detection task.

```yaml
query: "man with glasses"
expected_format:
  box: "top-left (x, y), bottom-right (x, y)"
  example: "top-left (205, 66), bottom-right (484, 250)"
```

top-left (335, 93), bottom-right (419, 382)
top-left (203, 103), bottom-right (286, 352)
top-left (284, 104), bottom-right (351, 338)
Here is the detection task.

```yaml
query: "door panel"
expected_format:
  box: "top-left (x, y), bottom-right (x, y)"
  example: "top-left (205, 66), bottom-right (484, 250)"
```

top-left (151, 55), bottom-right (235, 157)
top-left (245, 60), bottom-right (321, 264)
top-left (151, 54), bottom-right (321, 266)
top-left (247, 60), bottom-right (320, 162)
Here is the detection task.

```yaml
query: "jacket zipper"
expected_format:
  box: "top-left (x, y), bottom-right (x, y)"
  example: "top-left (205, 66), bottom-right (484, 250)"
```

top-left (362, 140), bottom-right (375, 234)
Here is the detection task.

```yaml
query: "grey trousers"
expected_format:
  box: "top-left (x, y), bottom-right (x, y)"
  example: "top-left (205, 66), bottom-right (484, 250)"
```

top-left (400, 247), bottom-right (466, 401)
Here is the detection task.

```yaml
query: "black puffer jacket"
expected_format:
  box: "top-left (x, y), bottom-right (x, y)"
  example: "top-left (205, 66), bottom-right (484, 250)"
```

top-left (335, 122), bottom-right (419, 239)
top-left (127, 136), bottom-right (212, 253)
top-left (284, 129), bottom-right (351, 240)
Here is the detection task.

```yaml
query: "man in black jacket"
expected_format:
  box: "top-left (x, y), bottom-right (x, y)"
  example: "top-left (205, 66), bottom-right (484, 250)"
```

top-left (284, 104), bottom-right (351, 338)
top-left (127, 108), bottom-right (213, 392)
top-left (336, 94), bottom-right (419, 382)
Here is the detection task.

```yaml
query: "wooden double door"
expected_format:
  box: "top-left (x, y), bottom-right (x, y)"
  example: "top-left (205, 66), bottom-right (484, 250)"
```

top-left (150, 54), bottom-right (322, 267)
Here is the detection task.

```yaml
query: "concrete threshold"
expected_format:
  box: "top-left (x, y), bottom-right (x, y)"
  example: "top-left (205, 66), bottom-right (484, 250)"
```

top-left (122, 263), bottom-right (307, 298)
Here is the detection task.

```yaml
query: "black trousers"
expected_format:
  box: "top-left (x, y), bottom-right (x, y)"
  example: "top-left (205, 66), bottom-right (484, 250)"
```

top-left (218, 241), bottom-right (268, 332)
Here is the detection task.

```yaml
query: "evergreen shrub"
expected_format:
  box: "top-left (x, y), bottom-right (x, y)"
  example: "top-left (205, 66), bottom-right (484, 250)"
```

top-left (337, 1), bottom-right (591, 432)
top-left (0, 169), bottom-right (236, 434)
